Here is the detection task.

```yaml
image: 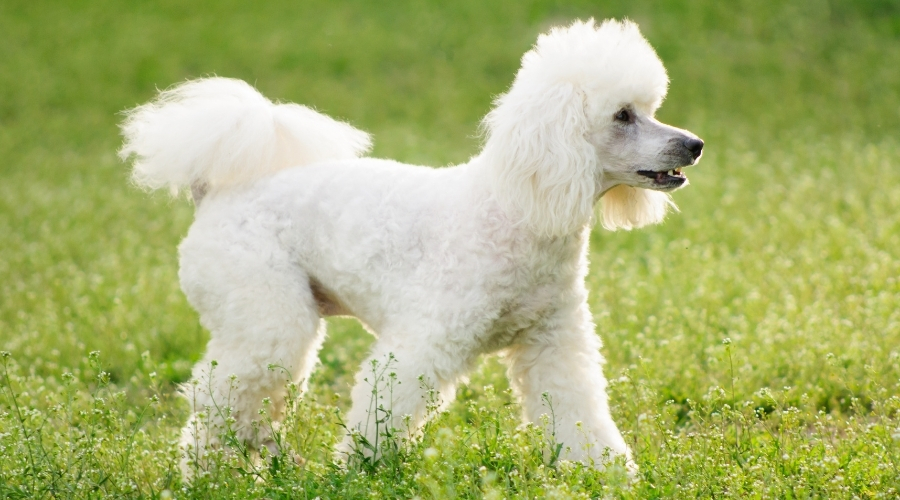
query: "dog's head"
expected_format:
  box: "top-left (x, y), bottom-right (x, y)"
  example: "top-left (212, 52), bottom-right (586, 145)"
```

top-left (482, 19), bottom-right (703, 236)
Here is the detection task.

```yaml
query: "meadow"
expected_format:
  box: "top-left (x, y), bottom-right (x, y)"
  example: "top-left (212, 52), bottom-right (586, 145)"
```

top-left (2, 0), bottom-right (900, 497)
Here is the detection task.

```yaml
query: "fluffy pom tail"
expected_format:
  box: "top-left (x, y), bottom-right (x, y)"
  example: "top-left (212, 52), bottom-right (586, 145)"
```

top-left (119, 77), bottom-right (371, 198)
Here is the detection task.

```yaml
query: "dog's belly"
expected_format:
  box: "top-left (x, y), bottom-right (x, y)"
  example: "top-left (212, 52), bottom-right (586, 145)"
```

top-left (309, 278), bottom-right (349, 316)
top-left (295, 231), bottom-right (586, 356)
top-left (304, 262), bottom-right (570, 355)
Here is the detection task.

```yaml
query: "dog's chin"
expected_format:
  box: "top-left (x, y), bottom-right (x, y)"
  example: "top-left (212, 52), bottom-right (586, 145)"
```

top-left (634, 168), bottom-right (689, 191)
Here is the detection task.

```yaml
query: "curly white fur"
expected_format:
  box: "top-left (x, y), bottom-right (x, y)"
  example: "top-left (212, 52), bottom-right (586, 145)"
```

top-left (120, 78), bottom-right (371, 195)
top-left (120, 19), bottom-right (702, 476)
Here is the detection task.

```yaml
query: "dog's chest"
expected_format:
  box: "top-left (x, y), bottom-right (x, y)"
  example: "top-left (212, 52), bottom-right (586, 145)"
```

top-left (478, 235), bottom-right (586, 351)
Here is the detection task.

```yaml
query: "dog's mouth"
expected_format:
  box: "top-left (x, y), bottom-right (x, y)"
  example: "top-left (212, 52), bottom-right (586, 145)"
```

top-left (636, 167), bottom-right (688, 189)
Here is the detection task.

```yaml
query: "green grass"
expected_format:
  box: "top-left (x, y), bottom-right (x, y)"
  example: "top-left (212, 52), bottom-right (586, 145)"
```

top-left (2, 0), bottom-right (900, 497)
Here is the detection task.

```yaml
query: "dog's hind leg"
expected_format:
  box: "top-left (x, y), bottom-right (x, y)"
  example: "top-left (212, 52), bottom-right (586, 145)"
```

top-left (177, 237), bottom-right (325, 476)
top-left (503, 304), bottom-right (633, 470)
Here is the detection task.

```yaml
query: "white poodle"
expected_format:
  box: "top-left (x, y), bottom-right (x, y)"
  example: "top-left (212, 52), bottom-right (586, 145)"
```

top-left (120, 19), bottom-right (702, 474)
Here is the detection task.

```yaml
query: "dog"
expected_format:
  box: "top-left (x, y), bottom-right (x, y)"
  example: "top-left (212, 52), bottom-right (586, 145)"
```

top-left (120, 18), bottom-right (702, 475)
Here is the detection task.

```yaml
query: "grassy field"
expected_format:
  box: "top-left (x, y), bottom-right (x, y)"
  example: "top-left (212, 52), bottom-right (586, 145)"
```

top-left (2, 0), bottom-right (900, 497)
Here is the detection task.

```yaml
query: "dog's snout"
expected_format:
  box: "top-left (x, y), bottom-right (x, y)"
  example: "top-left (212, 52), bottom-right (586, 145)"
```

top-left (683, 137), bottom-right (704, 159)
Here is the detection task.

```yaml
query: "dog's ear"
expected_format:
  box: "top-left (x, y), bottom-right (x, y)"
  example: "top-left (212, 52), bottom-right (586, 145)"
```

top-left (482, 82), bottom-right (597, 237)
top-left (599, 184), bottom-right (676, 231)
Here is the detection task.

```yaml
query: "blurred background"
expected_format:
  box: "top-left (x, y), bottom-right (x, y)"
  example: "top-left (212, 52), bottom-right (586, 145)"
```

top-left (3, 0), bottom-right (898, 165)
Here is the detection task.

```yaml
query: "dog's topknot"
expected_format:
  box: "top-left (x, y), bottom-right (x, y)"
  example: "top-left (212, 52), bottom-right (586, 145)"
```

top-left (520, 19), bottom-right (669, 113)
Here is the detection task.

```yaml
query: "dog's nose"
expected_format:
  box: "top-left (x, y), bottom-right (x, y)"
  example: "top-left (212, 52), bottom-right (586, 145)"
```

top-left (683, 137), bottom-right (704, 159)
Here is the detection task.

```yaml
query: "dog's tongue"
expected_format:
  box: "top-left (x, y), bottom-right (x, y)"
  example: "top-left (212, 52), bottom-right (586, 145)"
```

top-left (656, 171), bottom-right (666, 182)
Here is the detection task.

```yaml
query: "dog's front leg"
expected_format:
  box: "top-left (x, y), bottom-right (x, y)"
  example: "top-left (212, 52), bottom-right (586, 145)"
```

top-left (503, 303), bottom-right (633, 470)
top-left (337, 335), bottom-right (471, 462)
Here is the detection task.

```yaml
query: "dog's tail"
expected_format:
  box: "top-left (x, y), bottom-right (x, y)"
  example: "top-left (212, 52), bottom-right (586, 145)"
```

top-left (119, 77), bottom-right (371, 201)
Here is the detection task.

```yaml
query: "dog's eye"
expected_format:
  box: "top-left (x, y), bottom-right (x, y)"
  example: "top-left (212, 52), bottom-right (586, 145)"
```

top-left (614, 109), bottom-right (631, 122)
